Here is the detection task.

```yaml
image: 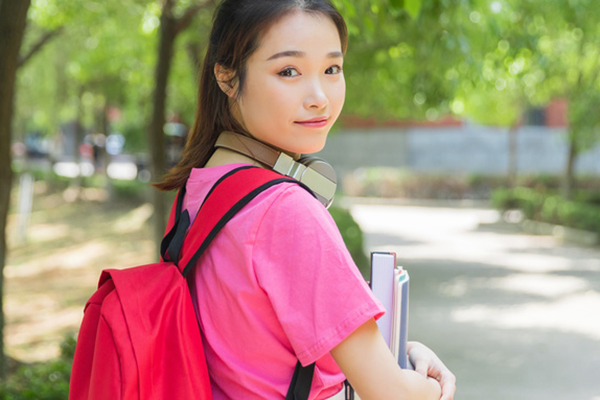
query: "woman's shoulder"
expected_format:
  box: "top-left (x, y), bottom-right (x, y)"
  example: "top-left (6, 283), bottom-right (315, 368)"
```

top-left (251, 180), bottom-right (342, 245)
top-left (186, 164), bottom-right (332, 226)
top-left (260, 179), bottom-right (329, 218)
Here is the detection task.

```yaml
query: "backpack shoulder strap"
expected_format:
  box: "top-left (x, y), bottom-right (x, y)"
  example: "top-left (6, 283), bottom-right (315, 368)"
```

top-left (165, 165), bottom-right (317, 399)
top-left (286, 361), bottom-right (316, 400)
top-left (161, 183), bottom-right (187, 262)
top-left (177, 166), bottom-right (309, 277)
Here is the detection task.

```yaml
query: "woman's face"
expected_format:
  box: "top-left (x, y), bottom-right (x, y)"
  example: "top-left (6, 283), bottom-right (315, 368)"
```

top-left (230, 11), bottom-right (345, 154)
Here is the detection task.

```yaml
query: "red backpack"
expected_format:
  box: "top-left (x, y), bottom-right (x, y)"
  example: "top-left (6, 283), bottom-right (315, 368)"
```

top-left (69, 166), bottom-right (316, 400)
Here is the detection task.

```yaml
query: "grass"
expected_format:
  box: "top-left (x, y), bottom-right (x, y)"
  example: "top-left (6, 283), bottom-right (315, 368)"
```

top-left (5, 181), bottom-right (156, 362)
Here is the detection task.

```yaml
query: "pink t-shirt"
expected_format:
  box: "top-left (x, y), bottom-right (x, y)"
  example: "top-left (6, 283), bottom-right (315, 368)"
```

top-left (184, 164), bottom-right (384, 400)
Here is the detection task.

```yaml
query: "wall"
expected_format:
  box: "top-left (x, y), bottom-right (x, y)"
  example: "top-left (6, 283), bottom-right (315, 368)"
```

top-left (316, 123), bottom-right (600, 177)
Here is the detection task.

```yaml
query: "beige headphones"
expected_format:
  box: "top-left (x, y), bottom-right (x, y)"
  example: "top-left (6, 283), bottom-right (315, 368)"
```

top-left (214, 131), bottom-right (337, 208)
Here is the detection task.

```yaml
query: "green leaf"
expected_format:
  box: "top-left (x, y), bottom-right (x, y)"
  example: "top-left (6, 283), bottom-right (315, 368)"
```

top-left (389, 0), bottom-right (404, 10)
top-left (404, 0), bottom-right (422, 19)
top-left (363, 14), bottom-right (375, 33)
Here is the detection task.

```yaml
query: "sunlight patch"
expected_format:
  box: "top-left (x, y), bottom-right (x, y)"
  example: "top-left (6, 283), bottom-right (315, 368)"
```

top-left (5, 241), bottom-right (110, 278)
top-left (487, 273), bottom-right (588, 298)
top-left (28, 223), bottom-right (70, 244)
top-left (113, 203), bottom-right (154, 234)
top-left (5, 306), bottom-right (83, 362)
top-left (452, 291), bottom-right (600, 341)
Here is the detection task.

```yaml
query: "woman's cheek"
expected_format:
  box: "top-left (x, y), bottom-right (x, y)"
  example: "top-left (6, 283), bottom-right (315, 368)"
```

top-left (331, 84), bottom-right (346, 116)
top-left (270, 88), bottom-right (288, 108)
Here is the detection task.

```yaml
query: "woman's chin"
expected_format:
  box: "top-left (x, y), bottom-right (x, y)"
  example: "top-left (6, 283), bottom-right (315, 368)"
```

top-left (291, 142), bottom-right (327, 155)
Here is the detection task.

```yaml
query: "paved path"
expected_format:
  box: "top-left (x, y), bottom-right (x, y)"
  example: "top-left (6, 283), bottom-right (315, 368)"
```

top-left (348, 200), bottom-right (600, 400)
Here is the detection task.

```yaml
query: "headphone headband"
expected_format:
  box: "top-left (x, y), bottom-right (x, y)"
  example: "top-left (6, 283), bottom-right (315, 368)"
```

top-left (215, 131), bottom-right (337, 208)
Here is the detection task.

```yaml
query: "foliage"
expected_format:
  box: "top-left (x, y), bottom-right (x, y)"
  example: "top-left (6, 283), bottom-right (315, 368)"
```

top-left (329, 205), bottom-right (370, 279)
top-left (344, 168), bottom-right (510, 200)
top-left (16, 0), bottom-right (157, 142)
top-left (492, 187), bottom-right (544, 219)
top-left (492, 187), bottom-right (600, 234)
top-left (0, 336), bottom-right (75, 400)
top-left (333, 0), bottom-right (465, 122)
top-left (15, 0), bottom-right (600, 147)
top-left (343, 168), bottom-right (600, 201)
top-left (455, 0), bottom-right (600, 198)
top-left (110, 179), bottom-right (152, 202)
top-left (447, 0), bottom-right (600, 127)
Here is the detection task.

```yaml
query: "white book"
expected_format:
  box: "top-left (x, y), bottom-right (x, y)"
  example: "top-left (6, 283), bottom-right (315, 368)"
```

top-left (370, 252), bottom-right (410, 369)
top-left (370, 252), bottom-right (395, 347)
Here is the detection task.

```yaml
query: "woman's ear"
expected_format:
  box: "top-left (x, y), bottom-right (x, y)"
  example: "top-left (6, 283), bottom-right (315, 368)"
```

top-left (214, 64), bottom-right (237, 98)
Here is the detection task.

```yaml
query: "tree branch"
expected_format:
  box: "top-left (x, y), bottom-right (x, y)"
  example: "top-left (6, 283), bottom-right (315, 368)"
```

top-left (18, 26), bottom-right (63, 68)
top-left (186, 40), bottom-right (203, 72)
top-left (174, 0), bottom-right (214, 36)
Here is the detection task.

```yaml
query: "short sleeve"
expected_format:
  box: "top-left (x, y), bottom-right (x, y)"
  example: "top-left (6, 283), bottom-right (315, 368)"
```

top-left (252, 185), bottom-right (385, 366)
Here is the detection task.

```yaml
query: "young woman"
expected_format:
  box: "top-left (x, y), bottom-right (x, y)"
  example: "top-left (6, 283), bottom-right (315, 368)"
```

top-left (156, 1), bottom-right (456, 399)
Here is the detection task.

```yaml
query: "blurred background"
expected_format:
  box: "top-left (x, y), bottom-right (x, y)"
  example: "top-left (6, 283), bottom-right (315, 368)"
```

top-left (0, 0), bottom-right (599, 398)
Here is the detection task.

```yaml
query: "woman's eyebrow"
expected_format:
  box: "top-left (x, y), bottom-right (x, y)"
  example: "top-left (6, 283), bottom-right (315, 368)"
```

top-left (267, 50), bottom-right (343, 61)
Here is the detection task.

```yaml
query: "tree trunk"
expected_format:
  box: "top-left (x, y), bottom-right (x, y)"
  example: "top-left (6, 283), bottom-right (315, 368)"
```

top-left (148, 0), bottom-right (207, 256)
top-left (73, 87), bottom-right (86, 192)
top-left (148, 0), bottom-right (178, 255)
top-left (561, 134), bottom-right (578, 200)
top-left (0, 0), bottom-right (32, 379)
top-left (99, 101), bottom-right (114, 201)
top-left (186, 40), bottom-right (203, 77)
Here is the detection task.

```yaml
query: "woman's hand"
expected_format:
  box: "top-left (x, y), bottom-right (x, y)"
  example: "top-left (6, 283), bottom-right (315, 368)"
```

top-left (407, 341), bottom-right (456, 400)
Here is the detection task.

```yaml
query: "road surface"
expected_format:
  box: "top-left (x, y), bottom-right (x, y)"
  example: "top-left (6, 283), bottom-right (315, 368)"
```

top-left (348, 200), bottom-right (600, 400)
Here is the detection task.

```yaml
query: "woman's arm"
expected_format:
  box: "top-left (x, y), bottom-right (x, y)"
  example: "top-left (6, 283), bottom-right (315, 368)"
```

top-left (330, 319), bottom-right (442, 400)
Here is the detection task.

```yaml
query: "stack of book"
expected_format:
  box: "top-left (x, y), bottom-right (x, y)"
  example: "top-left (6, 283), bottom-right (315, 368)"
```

top-left (370, 252), bottom-right (410, 369)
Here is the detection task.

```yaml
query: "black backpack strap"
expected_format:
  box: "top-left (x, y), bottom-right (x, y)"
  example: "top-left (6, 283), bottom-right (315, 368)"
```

top-left (165, 209), bottom-right (190, 263)
top-left (286, 361), bottom-right (316, 400)
top-left (344, 380), bottom-right (355, 399)
top-left (161, 184), bottom-right (187, 261)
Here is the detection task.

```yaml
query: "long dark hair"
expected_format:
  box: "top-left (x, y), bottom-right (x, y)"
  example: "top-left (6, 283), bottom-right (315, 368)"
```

top-left (155, 0), bottom-right (348, 191)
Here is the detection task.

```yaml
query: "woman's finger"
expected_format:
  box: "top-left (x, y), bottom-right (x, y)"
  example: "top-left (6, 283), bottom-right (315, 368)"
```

top-left (413, 359), bottom-right (430, 378)
top-left (439, 371), bottom-right (456, 400)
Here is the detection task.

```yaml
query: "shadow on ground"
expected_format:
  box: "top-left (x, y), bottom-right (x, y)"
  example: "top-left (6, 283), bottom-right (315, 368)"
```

top-left (405, 259), bottom-right (600, 400)
top-left (350, 202), bottom-right (600, 400)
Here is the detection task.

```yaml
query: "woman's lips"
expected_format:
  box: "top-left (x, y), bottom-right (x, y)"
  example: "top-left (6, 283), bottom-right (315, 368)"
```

top-left (294, 117), bottom-right (329, 128)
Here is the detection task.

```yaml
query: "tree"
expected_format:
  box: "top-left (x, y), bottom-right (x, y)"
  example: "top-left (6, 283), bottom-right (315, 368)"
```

top-left (0, 0), bottom-right (32, 379)
top-left (328, 0), bottom-right (507, 126)
top-left (540, 1), bottom-right (600, 199)
top-left (3, 0), bottom-right (154, 374)
top-left (12, 0), bottom-right (215, 252)
top-left (148, 0), bottom-right (215, 252)
top-left (446, 0), bottom-right (537, 185)
top-left (456, 0), bottom-right (600, 198)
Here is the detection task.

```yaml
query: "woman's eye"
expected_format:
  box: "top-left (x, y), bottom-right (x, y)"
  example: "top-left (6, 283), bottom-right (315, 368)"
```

top-left (325, 65), bottom-right (343, 74)
top-left (278, 68), bottom-right (299, 77)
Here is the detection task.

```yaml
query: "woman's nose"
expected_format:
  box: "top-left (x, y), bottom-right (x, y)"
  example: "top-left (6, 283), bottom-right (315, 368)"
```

top-left (303, 81), bottom-right (328, 110)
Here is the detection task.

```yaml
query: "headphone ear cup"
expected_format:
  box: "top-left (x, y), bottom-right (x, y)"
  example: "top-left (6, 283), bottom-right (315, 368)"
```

top-left (298, 157), bottom-right (337, 185)
top-left (297, 157), bottom-right (337, 208)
